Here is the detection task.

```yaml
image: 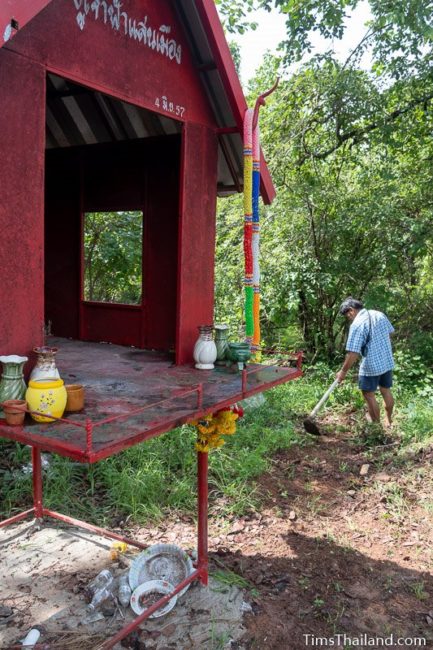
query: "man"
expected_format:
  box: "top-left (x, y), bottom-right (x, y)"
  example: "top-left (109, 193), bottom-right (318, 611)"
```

top-left (336, 297), bottom-right (395, 427)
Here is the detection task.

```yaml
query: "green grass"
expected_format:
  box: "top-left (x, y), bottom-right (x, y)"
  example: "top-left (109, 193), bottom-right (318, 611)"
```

top-left (409, 581), bottom-right (429, 601)
top-left (212, 568), bottom-right (257, 594)
top-left (0, 384), bottom-right (300, 524)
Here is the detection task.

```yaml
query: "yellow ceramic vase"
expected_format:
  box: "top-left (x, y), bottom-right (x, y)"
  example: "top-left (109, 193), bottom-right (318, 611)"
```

top-left (26, 379), bottom-right (67, 423)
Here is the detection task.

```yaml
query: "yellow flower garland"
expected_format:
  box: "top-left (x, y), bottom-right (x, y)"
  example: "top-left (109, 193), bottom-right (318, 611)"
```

top-left (191, 408), bottom-right (241, 453)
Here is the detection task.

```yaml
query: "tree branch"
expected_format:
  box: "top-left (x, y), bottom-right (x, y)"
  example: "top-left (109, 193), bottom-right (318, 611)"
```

top-left (298, 90), bottom-right (433, 165)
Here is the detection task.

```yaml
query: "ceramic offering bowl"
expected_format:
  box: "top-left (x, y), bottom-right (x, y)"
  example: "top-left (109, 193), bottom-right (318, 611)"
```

top-left (226, 342), bottom-right (251, 369)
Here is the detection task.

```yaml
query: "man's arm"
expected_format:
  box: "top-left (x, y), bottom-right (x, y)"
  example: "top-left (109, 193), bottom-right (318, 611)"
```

top-left (336, 352), bottom-right (359, 383)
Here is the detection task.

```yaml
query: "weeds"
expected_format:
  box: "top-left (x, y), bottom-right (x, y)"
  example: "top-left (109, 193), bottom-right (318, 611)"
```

top-left (410, 581), bottom-right (429, 600)
top-left (298, 576), bottom-right (310, 590)
top-left (212, 569), bottom-right (258, 597)
top-left (376, 482), bottom-right (409, 522)
top-left (209, 621), bottom-right (232, 650)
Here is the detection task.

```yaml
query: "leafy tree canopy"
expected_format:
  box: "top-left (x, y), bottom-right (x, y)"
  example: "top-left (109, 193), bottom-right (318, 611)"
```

top-left (215, 49), bottom-right (433, 360)
top-left (217, 0), bottom-right (433, 79)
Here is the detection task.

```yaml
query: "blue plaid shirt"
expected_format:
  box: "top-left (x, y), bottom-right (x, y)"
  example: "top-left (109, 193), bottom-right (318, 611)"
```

top-left (346, 309), bottom-right (394, 376)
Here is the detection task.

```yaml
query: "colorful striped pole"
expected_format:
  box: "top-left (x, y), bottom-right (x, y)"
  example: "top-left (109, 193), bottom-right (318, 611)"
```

top-left (243, 79), bottom-right (279, 357)
top-left (243, 108), bottom-right (254, 345)
top-left (252, 117), bottom-right (261, 354)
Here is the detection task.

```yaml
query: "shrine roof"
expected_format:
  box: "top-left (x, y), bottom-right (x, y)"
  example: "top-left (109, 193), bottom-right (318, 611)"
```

top-left (0, 0), bottom-right (275, 204)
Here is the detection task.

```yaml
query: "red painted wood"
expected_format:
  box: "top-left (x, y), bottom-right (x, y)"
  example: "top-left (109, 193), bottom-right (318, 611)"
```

top-left (2, 0), bottom-right (276, 203)
top-left (0, 49), bottom-right (46, 358)
top-left (0, 0), bottom-right (276, 361)
top-left (145, 139), bottom-right (180, 351)
top-left (7, 0), bottom-right (215, 128)
top-left (0, 0), bottom-right (53, 45)
top-left (81, 303), bottom-right (143, 347)
top-left (176, 123), bottom-right (218, 364)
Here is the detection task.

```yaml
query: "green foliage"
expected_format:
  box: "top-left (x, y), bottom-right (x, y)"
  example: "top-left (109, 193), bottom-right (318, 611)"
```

top-left (83, 211), bottom-right (143, 305)
top-left (214, 50), bottom-right (433, 360)
top-left (219, 0), bottom-right (433, 80)
top-left (400, 400), bottom-right (433, 445)
top-left (215, 0), bottom-right (258, 34)
top-left (228, 40), bottom-right (242, 75)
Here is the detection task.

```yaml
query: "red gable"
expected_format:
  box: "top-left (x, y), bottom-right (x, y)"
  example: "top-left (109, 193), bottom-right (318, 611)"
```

top-left (0, 0), bottom-right (275, 203)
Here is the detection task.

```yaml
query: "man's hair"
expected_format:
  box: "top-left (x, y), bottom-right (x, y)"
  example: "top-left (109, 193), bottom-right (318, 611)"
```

top-left (339, 297), bottom-right (364, 315)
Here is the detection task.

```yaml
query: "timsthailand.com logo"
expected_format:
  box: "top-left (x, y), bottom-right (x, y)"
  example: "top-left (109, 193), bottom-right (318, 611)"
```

top-left (304, 634), bottom-right (426, 647)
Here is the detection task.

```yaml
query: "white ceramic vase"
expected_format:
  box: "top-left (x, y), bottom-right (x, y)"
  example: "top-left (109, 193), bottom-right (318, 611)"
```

top-left (193, 325), bottom-right (217, 370)
top-left (30, 346), bottom-right (60, 381)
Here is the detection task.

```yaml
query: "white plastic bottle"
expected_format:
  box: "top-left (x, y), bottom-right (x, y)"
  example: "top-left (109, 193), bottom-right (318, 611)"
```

top-left (118, 574), bottom-right (132, 607)
top-left (87, 585), bottom-right (114, 611)
top-left (87, 568), bottom-right (113, 594)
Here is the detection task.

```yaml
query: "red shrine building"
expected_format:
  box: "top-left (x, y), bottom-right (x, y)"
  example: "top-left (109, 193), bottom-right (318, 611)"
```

top-left (0, 0), bottom-right (276, 364)
top-left (0, 7), bottom-right (302, 646)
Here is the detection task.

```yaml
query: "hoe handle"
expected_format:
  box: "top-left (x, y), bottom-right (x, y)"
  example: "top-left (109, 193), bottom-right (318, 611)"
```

top-left (310, 379), bottom-right (339, 418)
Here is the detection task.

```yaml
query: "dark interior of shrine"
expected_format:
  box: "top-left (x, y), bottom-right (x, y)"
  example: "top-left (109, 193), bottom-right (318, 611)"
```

top-left (44, 74), bottom-right (182, 352)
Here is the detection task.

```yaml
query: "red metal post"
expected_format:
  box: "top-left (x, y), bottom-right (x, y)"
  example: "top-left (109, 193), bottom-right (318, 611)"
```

top-left (32, 446), bottom-right (43, 519)
top-left (44, 510), bottom-right (148, 548)
top-left (85, 418), bottom-right (93, 453)
top-left (242, 368), bottom-right (248, 396)
top-left (0, 508), bottom-right (35, 529)
top-left (197, 450), bottom-right (209, 585)
top-left (99, 569), bottom-right (201, 649)
top-left (197, 383), bottom-right (203, 409)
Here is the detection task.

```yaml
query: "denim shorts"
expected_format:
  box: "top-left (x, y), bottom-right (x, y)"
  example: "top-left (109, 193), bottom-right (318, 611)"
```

top-left (359, 370), bottom-right (393, 392)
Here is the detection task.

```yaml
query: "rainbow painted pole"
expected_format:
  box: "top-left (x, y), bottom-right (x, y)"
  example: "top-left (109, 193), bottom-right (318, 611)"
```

top-left (243, 79), bottom-right (279, 355)
top-left (243, 108), bottom-right (254, 345)
top-left (252, 115), bottom-right (261, 352)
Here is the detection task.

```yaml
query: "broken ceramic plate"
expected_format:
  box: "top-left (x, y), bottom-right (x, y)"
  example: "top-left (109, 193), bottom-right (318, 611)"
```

top-left (130, 579), bottom-right (177, 618)
top-left (129, 543), bottom-right (193, 598)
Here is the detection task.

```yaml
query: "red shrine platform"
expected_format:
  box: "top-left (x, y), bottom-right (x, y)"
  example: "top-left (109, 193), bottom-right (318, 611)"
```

top-left (0, 338), bottom-right (302, 462)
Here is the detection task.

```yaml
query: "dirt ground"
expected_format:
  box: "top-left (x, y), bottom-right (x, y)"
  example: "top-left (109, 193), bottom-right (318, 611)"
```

top-left (1, 414), bottom-right (433, 649)
top-left (218, 417), bottom-right (433, 649)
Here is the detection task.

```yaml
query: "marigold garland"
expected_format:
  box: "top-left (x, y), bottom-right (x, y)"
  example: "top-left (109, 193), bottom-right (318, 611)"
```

top-left (191, 405), bottom-right (244, 453)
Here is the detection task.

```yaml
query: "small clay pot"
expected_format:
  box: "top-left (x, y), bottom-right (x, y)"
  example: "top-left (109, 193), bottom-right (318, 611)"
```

top-left (65, 384), bottom-right (85, 412)
top-left (2, 399), bottom-right (26, 426)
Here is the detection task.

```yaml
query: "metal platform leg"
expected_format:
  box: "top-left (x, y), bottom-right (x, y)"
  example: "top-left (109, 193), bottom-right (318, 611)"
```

top-left (32, 446), bottom-right (43, 522)
top-left (197, 450), bottom-right (208, 586)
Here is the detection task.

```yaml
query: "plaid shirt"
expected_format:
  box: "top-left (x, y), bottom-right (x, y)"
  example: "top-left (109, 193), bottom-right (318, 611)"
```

top-left (346, 309), bottom-right (395, 376)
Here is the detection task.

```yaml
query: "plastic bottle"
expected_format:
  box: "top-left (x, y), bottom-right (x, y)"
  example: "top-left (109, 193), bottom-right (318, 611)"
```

top-left (84, 569), bottom-right (113, 603)
top-left (118, 574), bottom-right (132, 607)
top-left (87, 569), bottom-right (113, 593)
top-left (87, 585), bottom-right (114, 611)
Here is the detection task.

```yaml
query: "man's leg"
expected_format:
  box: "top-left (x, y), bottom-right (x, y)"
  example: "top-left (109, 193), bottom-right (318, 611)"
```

top-left (380, 387), bottom-right (394, 427)
top-left (362, 391), bottom-right (381, 422)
